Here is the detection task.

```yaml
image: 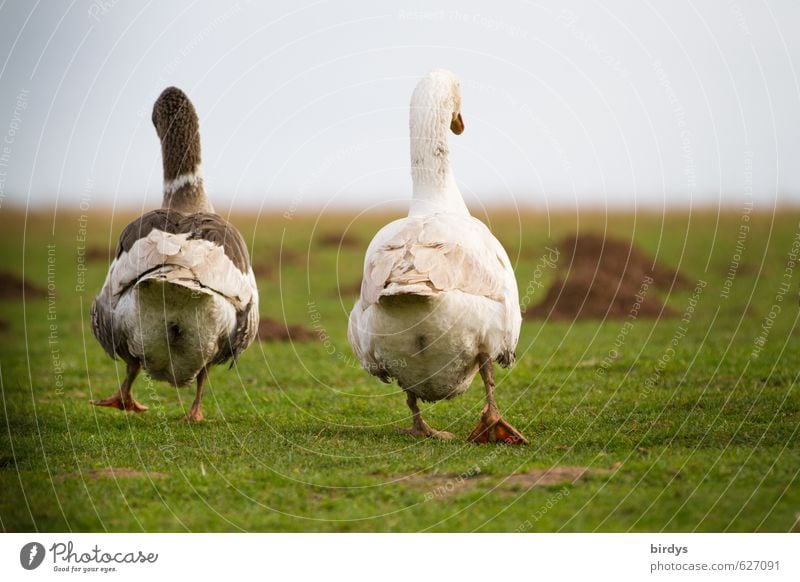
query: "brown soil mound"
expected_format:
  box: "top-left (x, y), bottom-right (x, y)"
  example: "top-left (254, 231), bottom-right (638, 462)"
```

top-left (527, 233), bottom-right (687, 320)
top-left (398, 464), bottom-right (619, 499)
top-left (332, 279), bottom-right (362, 297)
top-left (399, 471), bottom-right (482, 499)
top-left (251, 262), bottom-right (272, 279)
top-left (85, 247), bottom-right (111, 262)
top-left (529, 270), bottom-right (671, 320)
top-left (319, 232), bottom-right (361, 248)
top-left (503, 464), bottom-right (618, 489)
top-left (0, 271), bottom-right (46, 299)
top-left (60, 468), bottom-right (168, 480)
top-left (252, 249), bottom-right (306, 279)
top-left (258, 317), bottom-right (316, 342)
top-left (561, 234), bottom-right (689, 289)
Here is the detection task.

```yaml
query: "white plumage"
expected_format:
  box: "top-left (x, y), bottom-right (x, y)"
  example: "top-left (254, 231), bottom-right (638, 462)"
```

top-left (348, 70), bottom-right (527, 443)
top-left (349, 214), bottom-right (520, 398)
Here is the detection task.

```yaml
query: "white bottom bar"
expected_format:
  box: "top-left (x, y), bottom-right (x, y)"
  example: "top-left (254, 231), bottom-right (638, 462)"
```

top-left (2, 533), bottom-right (797, 580)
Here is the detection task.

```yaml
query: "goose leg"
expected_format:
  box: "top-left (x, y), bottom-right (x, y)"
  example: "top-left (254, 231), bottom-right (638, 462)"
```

top-left (183, 367), bottom-right (207, 422)
top-left (90, 361), bottom-right (149, 413)
top-left (467, 353), bottom-right (527, 445)
top-left (398, 392), bottom-right (454, 440)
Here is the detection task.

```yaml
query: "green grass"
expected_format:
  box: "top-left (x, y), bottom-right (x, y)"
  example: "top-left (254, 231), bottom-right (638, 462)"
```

top-left (1, 206), bottom-right (798, 532)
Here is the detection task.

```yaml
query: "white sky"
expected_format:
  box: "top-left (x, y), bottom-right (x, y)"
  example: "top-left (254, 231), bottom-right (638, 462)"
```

top-left (1, 0), bottom-right (799, 213)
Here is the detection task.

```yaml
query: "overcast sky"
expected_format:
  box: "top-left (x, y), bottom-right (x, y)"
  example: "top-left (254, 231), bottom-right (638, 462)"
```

top-left (1, 0), bottom-right (799, 213)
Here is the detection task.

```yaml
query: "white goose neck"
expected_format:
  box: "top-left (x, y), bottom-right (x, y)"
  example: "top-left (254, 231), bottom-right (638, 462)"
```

top-left (409, 92), bottom-right (469, 217)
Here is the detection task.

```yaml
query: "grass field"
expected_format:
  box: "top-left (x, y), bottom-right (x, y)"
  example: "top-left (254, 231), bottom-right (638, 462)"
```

top-left (1, 205), bottom-right (798, 532)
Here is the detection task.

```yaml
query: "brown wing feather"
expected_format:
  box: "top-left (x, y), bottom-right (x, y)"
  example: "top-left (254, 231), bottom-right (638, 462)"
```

top-left (117, 209), bottom-right (251, 273)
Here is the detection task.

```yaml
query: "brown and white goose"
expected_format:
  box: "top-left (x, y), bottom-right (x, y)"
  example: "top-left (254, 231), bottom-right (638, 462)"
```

top-left (90, 87), bottom-right (259, 422)
top-left (348, 70), bottom-right (527, 444)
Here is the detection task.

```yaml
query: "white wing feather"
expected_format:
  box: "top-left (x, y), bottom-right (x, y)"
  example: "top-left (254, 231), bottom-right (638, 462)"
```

top-left (350, 213), bottom-right (521, 361)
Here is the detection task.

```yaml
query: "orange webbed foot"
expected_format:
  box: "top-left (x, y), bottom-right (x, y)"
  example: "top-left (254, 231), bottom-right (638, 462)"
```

top-left (90, 392), bottom-right (149, 413)
top-left (467, 409), bottom-right (528, 445)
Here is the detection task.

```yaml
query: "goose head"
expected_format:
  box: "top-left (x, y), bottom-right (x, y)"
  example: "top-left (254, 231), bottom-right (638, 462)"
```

top-left (410, 69), bottom-right (464, 137)
top-left (152, 87), bottom-right (211, 213)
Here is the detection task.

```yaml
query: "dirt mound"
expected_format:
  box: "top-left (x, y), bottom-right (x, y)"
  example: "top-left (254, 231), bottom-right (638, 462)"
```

top-left (527, 233), bottom-right (687, 320)
top-left (529, 270), bottom-right (670, 320)
top-left (318, 232), bottom-right (361, 249)
top-left (398, 464), bottom-right (619, 500)
top-left (503, 464), bottom-right (618, 489)
top-left (0, 271), bottom-right (46, 299)
top-left (561, 234), bottom-right (689, 289)
top-left (258, 318), bottom-right (316, 342)
top-left (400, 471), bottom-right (482, 499)
top-left (332, 279), bottom-right (362, 297)
top-left (251, 263), bottom-right (272, 278)
top-left (252, 249), bottom-right (306, 279)
top-left (59, 467), bottom-right (167, 480)
top-left (85, 247), bottom-right (111, 262)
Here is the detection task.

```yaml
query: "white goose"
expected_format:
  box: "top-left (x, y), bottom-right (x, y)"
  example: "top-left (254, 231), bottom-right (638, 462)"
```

top-left (348, 70), bottom-right (527, 444)
top-left (91, 87), bottom-right (259, 422)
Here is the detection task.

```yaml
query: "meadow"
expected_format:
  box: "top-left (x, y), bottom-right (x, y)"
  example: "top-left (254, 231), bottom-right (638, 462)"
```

top-left (0, 205), bottom-right (798, 532)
